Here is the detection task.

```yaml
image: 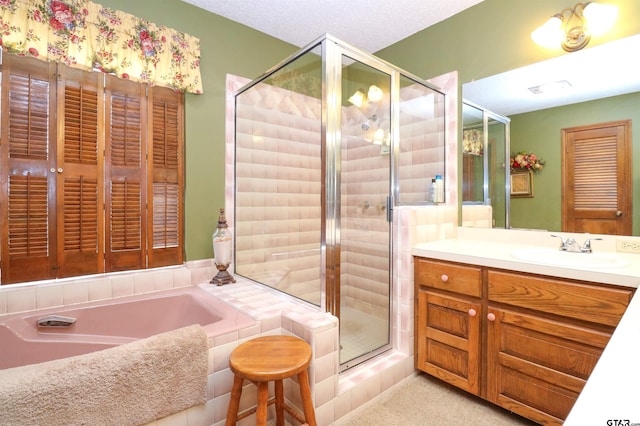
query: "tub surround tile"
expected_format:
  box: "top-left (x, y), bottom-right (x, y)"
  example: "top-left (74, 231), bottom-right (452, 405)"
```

top-left (5, 287), bottom-right (36, 314)
top-left (153, 270), bottom-right (175, 291)
top-left (35, 285), bottom-right (63, 310)
top-left (87, 278), bottom-right (112, 301)
top-left (212, 368), bottom-right (234, 398)
top-left (0, 293), bottom-right (6, 315)
top-left (133, 273), bottom-right (156, 294)
top-left (111, 275), bottom-right (135, 298)
top-left (62, 281), bottom-right (89, 305)
top-left (171, 268), bottom-right (192, 288)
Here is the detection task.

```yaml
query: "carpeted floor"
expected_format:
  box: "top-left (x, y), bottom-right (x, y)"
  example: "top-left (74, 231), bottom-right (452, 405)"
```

top-left (337, 373), bottom-right (539, 426)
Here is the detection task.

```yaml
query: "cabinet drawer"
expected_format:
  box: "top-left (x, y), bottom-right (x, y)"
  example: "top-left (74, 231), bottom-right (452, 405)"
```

top-left (415, 258), bottom-right (482, 297)
top-left (488, 270), bottom-right (634, 327)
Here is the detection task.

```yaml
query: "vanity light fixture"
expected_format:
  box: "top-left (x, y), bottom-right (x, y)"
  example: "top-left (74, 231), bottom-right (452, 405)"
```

top-left (348, 85), bottom-right (384, 107)
top-left (349, 84), bottom-right (389, 146)
top-left (531, 2), bottom-right (618, 52)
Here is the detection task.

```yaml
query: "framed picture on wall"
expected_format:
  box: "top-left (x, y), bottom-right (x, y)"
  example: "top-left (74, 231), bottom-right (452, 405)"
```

top-left (510, 170), bottom-right (534, 198)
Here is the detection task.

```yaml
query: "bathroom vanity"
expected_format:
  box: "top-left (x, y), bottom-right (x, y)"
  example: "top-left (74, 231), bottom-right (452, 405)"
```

top-left (412, 230), bottom-right (640, 425)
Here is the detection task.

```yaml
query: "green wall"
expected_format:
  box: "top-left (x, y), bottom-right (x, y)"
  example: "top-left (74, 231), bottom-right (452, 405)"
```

top-left (99, 0), bottom-right (297, 260)
top-left (377, 0), bottom-right (640, 84)
top-left (97, 0), bottom-right (640, 260)
top-left (377, 0), bottom-right (640, 234)
top-left (509, 92), bottom-right (640, 234)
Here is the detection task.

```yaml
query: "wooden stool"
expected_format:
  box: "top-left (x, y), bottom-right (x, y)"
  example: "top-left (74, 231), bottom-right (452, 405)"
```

top-left (225, 335), bottom-right (317, 426)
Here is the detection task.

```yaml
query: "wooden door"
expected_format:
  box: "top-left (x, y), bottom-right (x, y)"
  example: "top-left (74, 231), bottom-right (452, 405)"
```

top-left (561, 120), bottom-right (632, 235)
top-left (0, 56), bottom-right (58, 283)
top-left (147, 86), bottom-right (184, 268)
top-left (104, 75), bottom-right (147, 272)
top-left (56, 65), bottom-right (105, 278)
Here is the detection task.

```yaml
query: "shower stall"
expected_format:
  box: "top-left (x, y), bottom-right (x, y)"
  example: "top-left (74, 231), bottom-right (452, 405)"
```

top-left (461, 100), bottom-right (510, 229)
top-left (233, 34), bottom-right (446, 370)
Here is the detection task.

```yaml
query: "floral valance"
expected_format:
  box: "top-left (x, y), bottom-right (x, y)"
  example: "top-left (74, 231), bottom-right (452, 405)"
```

top-left (0, 0), bottom-right (202, 94)
top-left (463, 128), bottom-right (483, 156)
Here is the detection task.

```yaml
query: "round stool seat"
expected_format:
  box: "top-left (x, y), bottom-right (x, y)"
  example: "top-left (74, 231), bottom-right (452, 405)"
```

top-left (230, 335), bottom-right (312, 381)
top-left (225, 335), bottom-right (317, 426)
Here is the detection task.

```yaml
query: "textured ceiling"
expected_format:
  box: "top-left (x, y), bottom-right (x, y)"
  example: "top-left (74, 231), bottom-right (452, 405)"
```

top-left (182, 0), bottom-right (638, 116)
top-left (180, 0), bottom-right (485, 53)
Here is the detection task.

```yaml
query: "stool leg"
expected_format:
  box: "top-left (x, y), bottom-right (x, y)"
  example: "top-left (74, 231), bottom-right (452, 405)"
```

top-left (256, 381), bottom-right (269, 426)
top-left (275, 379), bottom-right (285, 426)
top-left (297, 370), bottom-right (317, 426)
top-left (225, 375), bottom-right (244, 426)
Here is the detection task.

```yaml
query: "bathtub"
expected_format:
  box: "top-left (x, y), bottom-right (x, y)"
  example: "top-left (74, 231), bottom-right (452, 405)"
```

top-left (0, 285), bottom-right (256, 370)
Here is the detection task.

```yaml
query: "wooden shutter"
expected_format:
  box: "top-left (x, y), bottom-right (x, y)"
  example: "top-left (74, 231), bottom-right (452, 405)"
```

top-left (1, 56), bottom-right (57, 283)
top-left (148, 87), bottom-right (184, 267)
top-left (56, 65), bottom-right (105, 277)
top-left (573, 138), bottom-right (617, 209)
top-left (104, 75), bottom-right (147, 271)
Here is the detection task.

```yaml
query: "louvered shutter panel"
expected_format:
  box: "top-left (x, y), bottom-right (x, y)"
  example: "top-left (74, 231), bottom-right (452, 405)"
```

top-left (1, 56), bottom-right (57, 283)
top-left (104, 75), bottom-right (147, 271)
top-left (57, 65), bottom-right (104, 277)
top-left (573, 137), bottom-right (618, 210)
top-left (148, 87), bottom-right (184, 267)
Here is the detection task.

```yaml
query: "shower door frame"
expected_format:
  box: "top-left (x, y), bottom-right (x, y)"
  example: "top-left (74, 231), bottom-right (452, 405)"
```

top-left (232, 34), bottom-right (446, 372)
top-left (462, 99), bottom-right (511, 228)
top-left (322, 37), bottom-right (396, 370)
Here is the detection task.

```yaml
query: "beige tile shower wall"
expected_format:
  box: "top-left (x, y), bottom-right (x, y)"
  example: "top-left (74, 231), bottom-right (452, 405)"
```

top-left (234, 82), bottom-right (323, 302)
top-left (397, 84), bottom-right (447, 204)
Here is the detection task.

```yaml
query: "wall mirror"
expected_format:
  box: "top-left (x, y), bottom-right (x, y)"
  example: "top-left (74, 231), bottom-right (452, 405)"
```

top-left (462, 34), bottom-right (640, 236)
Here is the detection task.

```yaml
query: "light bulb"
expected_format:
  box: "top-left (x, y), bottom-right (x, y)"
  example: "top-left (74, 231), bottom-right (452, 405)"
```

top-left (583, 3), bottom-right (618, 36)
top-left (531, 16), bottom-right (564, 49)
top-left (348, 90), bottom-right (364, 107)
top-left (367, 85), bottom-right (383, 103)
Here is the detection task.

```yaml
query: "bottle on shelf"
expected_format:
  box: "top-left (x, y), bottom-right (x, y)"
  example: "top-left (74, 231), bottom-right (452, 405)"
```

top-left (435, 175), bottom-right (444, 203)
top-left (429, 178), bottom-right (437, 203)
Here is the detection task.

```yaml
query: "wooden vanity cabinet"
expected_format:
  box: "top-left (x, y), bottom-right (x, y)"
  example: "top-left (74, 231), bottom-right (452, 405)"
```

top-left (414, 258), bottom-right (482, 394)
top-left (487, 270), bottom-right (634, 425)
top-left (414, 257), bottom-right (635, 426)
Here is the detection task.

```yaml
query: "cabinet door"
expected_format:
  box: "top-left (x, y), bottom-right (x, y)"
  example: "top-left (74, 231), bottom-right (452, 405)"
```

top-left (486, 306), bottom-right (612, 425)
top-left (416, 289), bottom-right (481, 394)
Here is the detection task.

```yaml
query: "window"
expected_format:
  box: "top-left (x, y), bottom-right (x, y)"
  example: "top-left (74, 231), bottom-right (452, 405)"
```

top-left (0, 54), bottom-right (184, 284)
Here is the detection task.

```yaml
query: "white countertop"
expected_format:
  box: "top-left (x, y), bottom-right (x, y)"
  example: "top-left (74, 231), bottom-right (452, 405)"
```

top-left (412, 237), bottom-right (640, 288)
top-left (411, 228), bottom-right (640, 424)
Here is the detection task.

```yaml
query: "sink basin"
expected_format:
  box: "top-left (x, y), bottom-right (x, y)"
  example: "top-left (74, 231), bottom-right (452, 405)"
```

top-left (509, 248), bottom-right (631, 269)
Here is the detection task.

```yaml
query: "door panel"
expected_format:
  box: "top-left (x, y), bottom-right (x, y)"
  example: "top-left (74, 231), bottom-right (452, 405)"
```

top-left (562, 120), bottom-right (631, 235)
top-left (104, 75), bottom-right (147, 272)
top-left (1, 56), bottom-right (57, 283)
top-left (57, 66), bottom-right (105, 277)
top-left (338, 54), bottom-right (391, 369)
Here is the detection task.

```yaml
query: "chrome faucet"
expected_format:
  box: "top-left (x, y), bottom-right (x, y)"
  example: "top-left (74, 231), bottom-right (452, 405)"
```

top-left (550, 235), bottom-right (603, 253)
top-left (37, 315), bottom-right (76, 328)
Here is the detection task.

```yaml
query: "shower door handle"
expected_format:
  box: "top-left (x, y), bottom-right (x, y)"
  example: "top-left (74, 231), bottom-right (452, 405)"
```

top-left (386, 195), bottom-right (393, 223)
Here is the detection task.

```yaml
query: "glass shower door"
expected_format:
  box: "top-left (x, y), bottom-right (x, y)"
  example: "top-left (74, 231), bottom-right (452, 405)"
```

top-left (338, 54), bottom-right (391, 369)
